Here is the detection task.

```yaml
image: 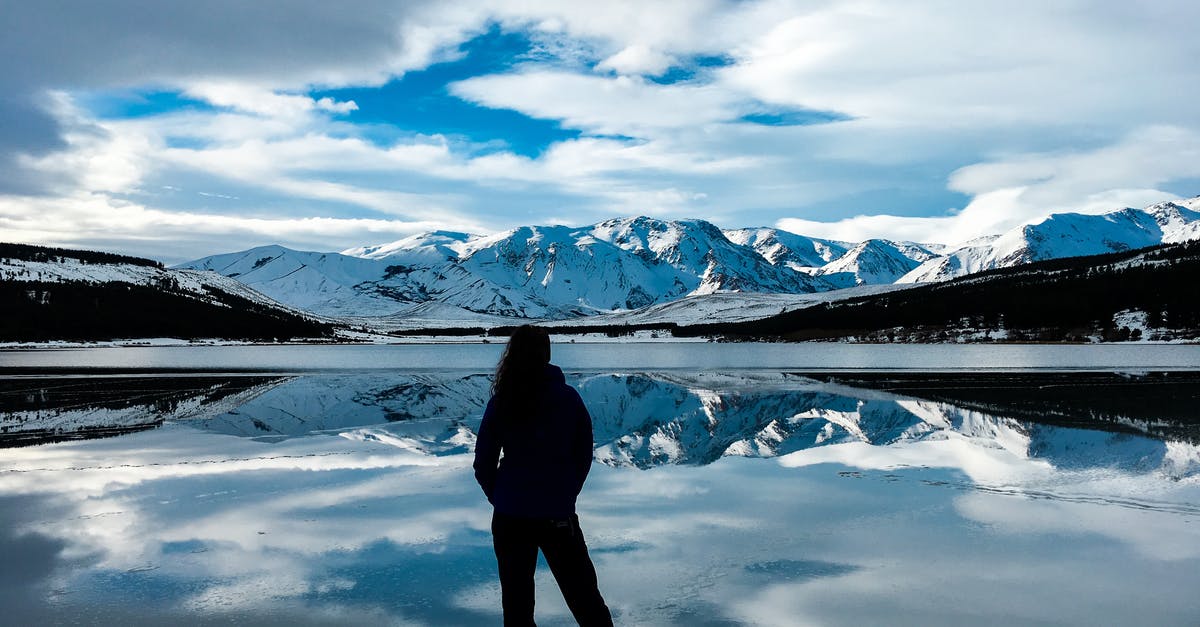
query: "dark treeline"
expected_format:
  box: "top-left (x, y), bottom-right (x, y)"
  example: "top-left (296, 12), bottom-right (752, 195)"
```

top-left (2, 280), bottom-right (333, 342)
top-left (0, 242), bottom-right (163, 268)
top-left (674, 240), bottom-right (1200, 341)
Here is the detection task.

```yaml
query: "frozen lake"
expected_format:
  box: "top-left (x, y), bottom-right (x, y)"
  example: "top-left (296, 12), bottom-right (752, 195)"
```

top-left (2, 344), bottom-right (1199, 625)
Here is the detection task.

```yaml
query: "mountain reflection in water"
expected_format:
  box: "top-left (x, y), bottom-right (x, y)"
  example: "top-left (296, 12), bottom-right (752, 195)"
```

top-left (5, 371), bottom-right (1200, 478)
top-left (0, 375), bottom-right (287, 447)
top-left (2, 370), bottom-right (1199, 625)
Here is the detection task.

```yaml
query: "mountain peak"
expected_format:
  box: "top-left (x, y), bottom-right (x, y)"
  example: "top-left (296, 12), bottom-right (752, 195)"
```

top-left (817, 238), bottom-right (928, 287)
top-left (1142, 200), bottom-right (1200, 229)
top-left (344, 230), bottom-right (478, 262)
top-left (724, 227), bottom-right (852, 271)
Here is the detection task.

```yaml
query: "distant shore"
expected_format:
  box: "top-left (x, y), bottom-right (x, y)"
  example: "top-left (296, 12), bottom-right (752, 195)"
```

top-left (3, 333), bottom-right (1197, 350)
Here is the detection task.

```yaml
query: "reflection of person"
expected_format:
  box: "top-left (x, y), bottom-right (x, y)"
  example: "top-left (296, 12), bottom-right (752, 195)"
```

top-left (474, 325), bottom-right (614, 626)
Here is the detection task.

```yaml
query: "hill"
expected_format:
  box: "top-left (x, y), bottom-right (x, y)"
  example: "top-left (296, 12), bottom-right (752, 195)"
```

top-left (1, 243), bottom-right (334, 342)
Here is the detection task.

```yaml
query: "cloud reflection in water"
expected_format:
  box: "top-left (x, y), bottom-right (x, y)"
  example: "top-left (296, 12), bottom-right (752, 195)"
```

top-left (1, 371), bottom-right (1199, 625)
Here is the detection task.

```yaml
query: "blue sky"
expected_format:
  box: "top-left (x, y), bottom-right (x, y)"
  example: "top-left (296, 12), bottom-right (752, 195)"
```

top-left (311, 27), bottom-right (581, 158)
top-left (2, 1), bottom-right (1199, 262)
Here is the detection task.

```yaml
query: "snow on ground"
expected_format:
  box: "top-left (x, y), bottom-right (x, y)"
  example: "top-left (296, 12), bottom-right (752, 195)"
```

top-left (542, 284), bottom-right (910, 328)
top-left (340, 301), bottom-right (528, 332)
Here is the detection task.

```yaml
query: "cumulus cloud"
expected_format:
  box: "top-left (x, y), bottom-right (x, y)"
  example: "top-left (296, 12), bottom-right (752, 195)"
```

top-left (183, 83), bottom-right (359, 118)
top-left (719, 1), bottom-right (1200, 128)
top-left (596, 45), bottom-right (676, 76)
top-left (450, 71), bottom-right (744, 135)
top-left (0, 1), bottom-right (462, 90)
top-left (2, 0), bottom-right (1200, 257)
top-left (0, 1), bottom-right (481, 201)
top-left (778, 125), bottom-right (1200, 244)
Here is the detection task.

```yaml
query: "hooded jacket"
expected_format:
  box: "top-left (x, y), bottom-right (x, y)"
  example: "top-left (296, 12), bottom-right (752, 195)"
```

top-left (473, 364), bottom-right (595, 518)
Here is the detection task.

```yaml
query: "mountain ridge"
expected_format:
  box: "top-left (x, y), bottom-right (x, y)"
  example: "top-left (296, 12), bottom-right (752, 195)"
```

top-left (176, 197), bottom-right (1200, 321)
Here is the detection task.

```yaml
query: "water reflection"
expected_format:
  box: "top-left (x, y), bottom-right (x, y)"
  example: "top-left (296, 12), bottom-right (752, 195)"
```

top-left (1, 375), bottom-right (286, 447)
top-left (16, 370), bottom-right (1192, 476)
top-left (2, 371), bottom-right (1199, 625)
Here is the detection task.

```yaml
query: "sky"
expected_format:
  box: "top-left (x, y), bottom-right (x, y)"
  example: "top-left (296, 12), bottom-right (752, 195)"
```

top-left (2, 0), bottom-right (1199, 263)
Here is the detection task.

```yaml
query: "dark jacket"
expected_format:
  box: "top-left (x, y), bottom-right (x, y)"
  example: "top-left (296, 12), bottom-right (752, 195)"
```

top-left (473, 364), bottom-right (595, 518)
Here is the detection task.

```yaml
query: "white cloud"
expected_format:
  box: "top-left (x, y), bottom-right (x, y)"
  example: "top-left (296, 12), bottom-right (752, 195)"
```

top-left (596, 45), bottom-right (675, 76)
top-left (450, 1), bottom-right (1200, 240)
top-left (184, 83), bottom-right (358, 118)
top-left (450, 71), bottom-right (743, 135)
top-left (0, 192), bottom-right (484, 262)
top-left (0, 1), bottom-right (473, 91)
top-left (779, 126), bottom-right (1200, 244)
top-left (3, 0), bottom-right (1200, 257)
top-left (489, 0), bottom-right (743, 60)
top-left (719, 1), bottom-right (1200, 128)
top-left (947, 126), bottom-right (1200, 205)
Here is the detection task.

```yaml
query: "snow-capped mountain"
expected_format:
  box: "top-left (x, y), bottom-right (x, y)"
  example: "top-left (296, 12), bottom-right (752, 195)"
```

top-left (815, 239), bottom-right (941, 288)
top-left (899, 199), bottom-right (1200, 283)
top-left (590, 217), bottom-right (819, 295)
top-left (723, 227), bottom-right (852, 271)
top-left (182, 242), bottom-right (538, 317)
top-left (174, 196), bottom-right (1200, 322)
top-left (180, 217), bottom-right (833, 319)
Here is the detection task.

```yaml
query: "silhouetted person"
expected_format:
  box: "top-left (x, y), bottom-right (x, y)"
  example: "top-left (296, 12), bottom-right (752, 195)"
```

top-left (474, 325), bottom-right (614, 627)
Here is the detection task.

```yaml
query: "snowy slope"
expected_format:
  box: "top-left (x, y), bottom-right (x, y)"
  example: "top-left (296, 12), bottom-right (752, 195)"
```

top-left (900, 199), bottom-right (1200, 283)
top-left (181, 244), bottom-right (399, 316)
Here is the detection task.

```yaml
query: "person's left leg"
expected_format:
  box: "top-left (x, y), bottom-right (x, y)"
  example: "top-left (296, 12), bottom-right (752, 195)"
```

top-left (539, 515), bottom-right (613, 627)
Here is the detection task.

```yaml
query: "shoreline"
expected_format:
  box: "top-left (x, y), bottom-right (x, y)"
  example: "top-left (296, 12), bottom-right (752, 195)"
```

top-left (3, 335), bottom-right (1198, 349)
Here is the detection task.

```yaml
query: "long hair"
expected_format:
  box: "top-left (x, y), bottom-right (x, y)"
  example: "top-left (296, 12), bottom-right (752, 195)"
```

top-left (492, 325), bottom-right (551, 416)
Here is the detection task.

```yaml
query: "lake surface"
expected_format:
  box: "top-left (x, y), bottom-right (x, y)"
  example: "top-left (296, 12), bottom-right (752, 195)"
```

top-left (3, 341), bottom-right (1200, 371)
top-left (2, 344), bottom-right (1199, 625)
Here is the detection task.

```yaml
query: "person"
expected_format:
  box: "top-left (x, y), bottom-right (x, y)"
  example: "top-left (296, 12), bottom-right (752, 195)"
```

top-left (474, 325), bottom-right (614, 627)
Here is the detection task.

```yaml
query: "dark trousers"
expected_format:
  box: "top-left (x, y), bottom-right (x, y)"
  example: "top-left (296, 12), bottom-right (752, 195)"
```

top-left (491, 511), bottom-right (614, 627)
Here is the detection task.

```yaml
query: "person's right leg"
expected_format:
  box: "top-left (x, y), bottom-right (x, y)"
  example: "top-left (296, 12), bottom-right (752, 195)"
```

top-left (492, 512), bottom-right (540, 627)
top-left (539, 515), bottom-right (613, 627)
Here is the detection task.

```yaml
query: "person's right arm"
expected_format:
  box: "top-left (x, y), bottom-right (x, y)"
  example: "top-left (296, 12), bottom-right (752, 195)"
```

top-left (473, 397), bottom-right (502, 502)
